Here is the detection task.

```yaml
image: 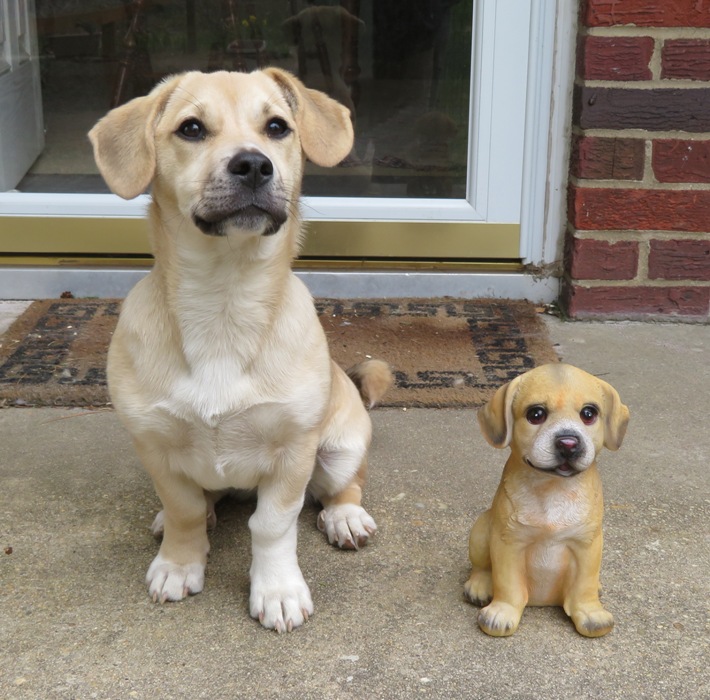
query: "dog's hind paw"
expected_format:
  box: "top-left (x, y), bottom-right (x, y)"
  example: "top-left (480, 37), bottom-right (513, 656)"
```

top-left (464, 571), bottom-right (493, 607)
top-left (317, 504), bottom-right (377, 549)
top-left (146, 553), bottom-right (205, 602)
top-left (150, 504), bottom-right (217, 539)
top-left (150, 510), bottom-right (166, 539)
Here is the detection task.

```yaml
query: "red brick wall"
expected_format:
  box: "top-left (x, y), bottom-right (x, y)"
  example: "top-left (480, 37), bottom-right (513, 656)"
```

top-left (563, 0), bottom-right (710, 320)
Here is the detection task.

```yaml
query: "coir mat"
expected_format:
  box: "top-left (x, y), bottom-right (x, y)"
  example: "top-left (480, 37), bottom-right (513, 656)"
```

top-left (0, 298), bottom-right (558, 408)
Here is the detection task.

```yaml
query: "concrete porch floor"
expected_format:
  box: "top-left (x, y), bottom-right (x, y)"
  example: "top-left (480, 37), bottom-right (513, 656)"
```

top-left (1, 316), bottom-right (708, 699)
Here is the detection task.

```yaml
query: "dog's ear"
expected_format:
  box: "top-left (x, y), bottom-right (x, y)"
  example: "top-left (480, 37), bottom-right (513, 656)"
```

top-left (264, 68), bottom-right (354, 167)
top-left (599, 379), bottom-right (630, 451)
top-left (88, 75), bottom-right (181, 199)
top-left (477, 375), bottom-right (521, 449)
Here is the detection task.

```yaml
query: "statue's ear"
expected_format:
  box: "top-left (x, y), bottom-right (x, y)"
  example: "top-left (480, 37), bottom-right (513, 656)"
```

top-left (599, 379), bottom-right (630, 451)
top-left (477, 374), bottom-right (522, 449)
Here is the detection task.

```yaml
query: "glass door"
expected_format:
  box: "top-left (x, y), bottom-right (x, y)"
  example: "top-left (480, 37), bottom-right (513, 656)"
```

top-left (0, 0), bottom-right (44, 190)
top-left (0, 1), bottom-right (554, 267)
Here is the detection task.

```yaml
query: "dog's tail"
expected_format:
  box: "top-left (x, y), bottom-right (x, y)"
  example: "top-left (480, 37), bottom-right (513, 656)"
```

top-left (346, 359), bottom-right (393, 409)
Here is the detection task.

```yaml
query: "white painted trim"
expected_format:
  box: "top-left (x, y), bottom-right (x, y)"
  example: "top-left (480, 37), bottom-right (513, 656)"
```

top-left (0, 192), bottom-right (489, 222)
top-left (302, 271), bottom-right (558, 302)
top-left (518, 0), bottom-right (576, 266)
top-left (519, 1), bottom-right (555, 263)
top-left (0, 192), bottom-right (150, 217)
top-left (540, 0), bottom-right (578, 265)
top-left (484, 0), bottom-right (530, 224)
top-left (299, 197), bottom-right (484, 222)
top-left (0, 268), bottom-right (559, 303)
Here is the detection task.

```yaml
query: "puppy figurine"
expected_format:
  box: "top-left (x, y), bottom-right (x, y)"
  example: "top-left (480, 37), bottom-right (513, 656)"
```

top-left (464, 363), bottom-right (629, 637)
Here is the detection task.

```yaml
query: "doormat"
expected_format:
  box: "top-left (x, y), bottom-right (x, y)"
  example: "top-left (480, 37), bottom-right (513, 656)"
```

top-left (0, 298), bottom-right (558, 408)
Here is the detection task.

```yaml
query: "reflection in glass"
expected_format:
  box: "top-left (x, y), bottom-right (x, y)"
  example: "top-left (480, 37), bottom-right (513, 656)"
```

top-left (19, 1), bottom-right (472, 198)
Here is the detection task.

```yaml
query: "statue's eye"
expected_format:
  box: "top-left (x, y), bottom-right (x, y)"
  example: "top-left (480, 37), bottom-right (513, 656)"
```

top-left (265, 117), bottom-right (290, 139)
top-left (580, 405), bottom-right (599, 425)
top-left (177, 119), bottom-right (206, 141)
top-left (526, 406), bottom-right (547, 425)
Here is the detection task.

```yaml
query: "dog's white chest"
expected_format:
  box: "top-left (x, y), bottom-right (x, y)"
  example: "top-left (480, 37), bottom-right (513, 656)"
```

top-left (512, 482), bottom-right (596, 605)
top-left (147, 399), bottom-right (320, 492)
top-left (168, 359), bottom-right (259, 427)
top-left (515, 481), bottom-right (590, 530)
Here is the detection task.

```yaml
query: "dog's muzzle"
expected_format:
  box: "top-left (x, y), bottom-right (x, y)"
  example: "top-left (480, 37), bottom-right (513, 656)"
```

top-left (193, 150), bottom-right (288, 236)
top-left (524, 457), bottom-right (580, 478)
top-left (525, 432), bottom-right (586, 478)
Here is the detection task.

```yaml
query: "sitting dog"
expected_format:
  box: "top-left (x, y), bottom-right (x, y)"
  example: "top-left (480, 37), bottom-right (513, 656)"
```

top-left (89, 69), bottom-right (392, 632)
top-left (464, 363), bottom-right (629, 637)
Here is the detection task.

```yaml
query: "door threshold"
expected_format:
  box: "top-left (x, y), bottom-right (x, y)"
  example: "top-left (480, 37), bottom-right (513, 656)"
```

top-left (0, 267), bottom-right (559, 303)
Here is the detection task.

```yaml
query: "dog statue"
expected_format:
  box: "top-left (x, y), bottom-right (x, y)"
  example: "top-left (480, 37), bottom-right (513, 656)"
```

top-left (464, 363), bottom-right (629, 637)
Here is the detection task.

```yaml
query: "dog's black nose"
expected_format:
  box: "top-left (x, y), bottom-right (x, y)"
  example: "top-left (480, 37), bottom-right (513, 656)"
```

top-left (556, 435), bottom-right (580, 458)
top-left (227, 151), bottom-right (273, 189)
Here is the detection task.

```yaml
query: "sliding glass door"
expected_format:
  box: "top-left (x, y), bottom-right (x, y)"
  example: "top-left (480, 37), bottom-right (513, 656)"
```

top-left (0, 1), bottom-right (557, 267)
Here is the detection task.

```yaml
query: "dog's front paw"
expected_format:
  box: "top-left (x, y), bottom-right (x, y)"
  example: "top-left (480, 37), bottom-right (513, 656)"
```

top-left (478, 601), bottom-right (523, 637)
top-left (317, 504), bottom-right (377, 549)
top-left (146, 553), bottom-right (205, 602)
top-left (250, 569), bottom-right (314, 633)
top-left (570, 605), bottom-right (614, 638)
top-left (464, 571), bottom-right (493, 607)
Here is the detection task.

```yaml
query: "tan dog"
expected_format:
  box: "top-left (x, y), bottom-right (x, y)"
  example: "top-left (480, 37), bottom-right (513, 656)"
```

top-left (89, 69), bottom-right (392, 632)
top-left (464, 363), bottom-right (629, 637)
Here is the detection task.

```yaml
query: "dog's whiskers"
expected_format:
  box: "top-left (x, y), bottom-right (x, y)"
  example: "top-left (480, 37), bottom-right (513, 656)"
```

top-left (298, 200), bottom-right (325, 217)
top-left (172, 86), bottom-right (205, 114)
top-left (263, 87), bottom-right (294, 116)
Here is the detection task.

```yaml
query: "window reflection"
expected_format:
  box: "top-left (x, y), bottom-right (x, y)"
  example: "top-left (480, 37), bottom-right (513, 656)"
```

top-left (24, 0), bottom-right (472, 198)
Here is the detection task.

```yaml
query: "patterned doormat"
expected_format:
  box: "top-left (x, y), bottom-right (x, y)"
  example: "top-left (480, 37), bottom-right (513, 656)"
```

top-left (0, 298), bottom-right (558, 408)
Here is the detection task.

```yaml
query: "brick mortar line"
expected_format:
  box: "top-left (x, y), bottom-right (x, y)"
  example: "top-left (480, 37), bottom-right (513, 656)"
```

top-left (571, 230), bottom-right (710, 241)
top-left (572, 127), bottom-right (710, 139)
top-left (644, 139), bottom-right (656, 186)
top-left (637, 239), bottom-right (651, 282)
top-left (569, 278), bottom-right (710, 288)
top-left (583, 27), bottom-right (710, 39)
top-left (576, 78), bottom-right (710, 89)
top-left (650, 38), bottom-right (663, 81)
top-left (568, 176), bottom-right (710, 191)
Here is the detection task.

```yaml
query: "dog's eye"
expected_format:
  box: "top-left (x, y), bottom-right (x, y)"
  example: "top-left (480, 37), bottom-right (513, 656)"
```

top-left (526, 406), bottom-right (547, 425)
top-left (177, 119), bottom-right (206, 141)
top-left (265, 118), bottom-right (290, 139)
top-left (580, 405), bottom-right (598, 425)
